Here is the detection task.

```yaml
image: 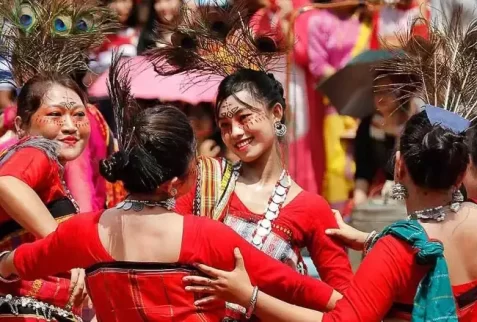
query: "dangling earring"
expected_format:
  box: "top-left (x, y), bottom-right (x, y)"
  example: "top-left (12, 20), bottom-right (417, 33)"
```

top-left (452, 188), bottom-right (464, 203)
top-left (274, 121), bottom-right (287, 137)
top-left (165, 188), bottom-right (177, 210)
top-left (391, 183), bottom-right (408, 200)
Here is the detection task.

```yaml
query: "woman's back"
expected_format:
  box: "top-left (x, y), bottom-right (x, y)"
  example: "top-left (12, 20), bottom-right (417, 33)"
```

top-left (423, 203), bottom-right (477, 285)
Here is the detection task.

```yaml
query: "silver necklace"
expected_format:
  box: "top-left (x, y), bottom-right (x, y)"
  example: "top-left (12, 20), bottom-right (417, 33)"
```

top-left (116, 198), bottom-right (174, 212)
top-left (407, 202), bottom-right (461, 222)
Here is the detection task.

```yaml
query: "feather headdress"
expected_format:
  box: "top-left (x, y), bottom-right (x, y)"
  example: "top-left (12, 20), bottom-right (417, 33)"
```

top-left (0, 0), bottom-right (117, 87)
top-left (376, 6), bottom-right (477, 122)
top-left (146, 0), bottom-right (287, 81)
top-left (107, 51), bottom-right (140, 153)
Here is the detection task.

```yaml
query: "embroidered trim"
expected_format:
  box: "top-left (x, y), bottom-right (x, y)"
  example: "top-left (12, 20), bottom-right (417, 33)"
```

top-left (0, 295), bottom-right (82, 321)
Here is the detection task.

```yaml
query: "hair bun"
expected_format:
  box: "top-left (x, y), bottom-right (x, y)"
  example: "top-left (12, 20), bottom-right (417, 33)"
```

top-left (419, 126), bottom-right (468, 188)
top-left (99, 151), bottom-right (129, 183)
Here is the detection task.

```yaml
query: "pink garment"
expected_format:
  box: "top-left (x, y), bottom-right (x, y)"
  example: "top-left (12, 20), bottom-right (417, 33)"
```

top-left (308, 10), bottom-right (362, 78)
top-left (250, 7), bottom-right (321, 193)
top-left (0, 106), bottom-right (108, 212)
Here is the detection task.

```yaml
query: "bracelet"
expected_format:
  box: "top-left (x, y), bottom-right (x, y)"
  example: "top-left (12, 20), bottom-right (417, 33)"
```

top-left (363, 230), bottom-right (378, 254)
top-left (245, 286), bottom-right (259, 319)
top-left (0, 251), bottom-right (20, 283)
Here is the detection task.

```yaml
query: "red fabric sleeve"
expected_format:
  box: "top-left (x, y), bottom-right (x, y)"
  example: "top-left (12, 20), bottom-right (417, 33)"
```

top-left (323, 236), bottom-right (427, 321)
top-left (0, 147), bottom-right (55, 190)
top-left (192, 217), bottom-right (334, 311)
top-left (305, 194), bottom-right (353, 293)
top-left (13, 211), bottom-right (106, 280)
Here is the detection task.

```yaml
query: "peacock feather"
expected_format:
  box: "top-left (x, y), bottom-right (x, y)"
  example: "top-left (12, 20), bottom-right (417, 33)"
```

top-left (146, 0), bottom-right (288, 82)
top-left (0, 0), bottom-right (117, 87)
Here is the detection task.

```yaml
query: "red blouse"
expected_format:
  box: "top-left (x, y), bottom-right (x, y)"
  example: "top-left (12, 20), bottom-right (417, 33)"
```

top-left (0, 145), bottom-right (76, 311)
top-left (323, 236), bottom-right (477, 321)
top-left (13, 211), bottom-right (336, 321)
top-left (176, 189), bottom-right (353, 293)
top-left (0, 147), bottom-right (65, 227)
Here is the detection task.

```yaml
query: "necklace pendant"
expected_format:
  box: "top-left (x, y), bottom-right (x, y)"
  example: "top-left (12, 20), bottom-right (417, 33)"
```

top-left (123, 201), bottom-right (133, 211)
top-left (268, 202), bottom-right (279, 212)
top-left (132, 202), bottom-right (144, 212)
top-left (116, 201), bottom-right (125, 209)
top-left (252, 236), bottom-right (262, 246)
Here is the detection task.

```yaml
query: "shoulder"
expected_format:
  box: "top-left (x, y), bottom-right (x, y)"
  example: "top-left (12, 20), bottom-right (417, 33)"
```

top-left (295, 190), bottom-right (332, 211)
top-left (371, 235), bottom-right (417, 265)
top-left (59, 211), bottom-right (106, 235)
top-left (0, 137), bottom-right (60, 165)
top-left (292, 191), bottom-right (336, 228)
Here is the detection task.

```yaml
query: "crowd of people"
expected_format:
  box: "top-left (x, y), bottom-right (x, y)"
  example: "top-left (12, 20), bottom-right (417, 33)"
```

top-left (0, 0), bottom-right (475, 322)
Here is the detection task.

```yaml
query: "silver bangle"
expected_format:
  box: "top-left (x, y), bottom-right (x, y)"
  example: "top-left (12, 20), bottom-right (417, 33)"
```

top-left (0, 251), bottom-right (20, 283)
top-left (245, 286), bottom-right (259, 319)
top-left (363, 230), bottom-right (378, 254)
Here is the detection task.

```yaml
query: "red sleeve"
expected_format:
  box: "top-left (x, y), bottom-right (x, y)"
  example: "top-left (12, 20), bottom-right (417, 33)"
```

top-left (323, 236), bottom-right (426, 321)
top-left (13, 211), bottom-right (106, 280)
top-left (194, 218), bottom-right (334, 311)
top-left (0, 147), bottom-right (55, 191)
top-left (305, 194), bottom-right (353, 293)
top-left (174, 182), bottom-right (195, 216)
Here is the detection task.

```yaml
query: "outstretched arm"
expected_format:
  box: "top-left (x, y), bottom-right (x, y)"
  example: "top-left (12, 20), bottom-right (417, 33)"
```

top-left (189, 235), bottom-right (420, 321)
top-left (186, 220), bottom-right (342, 311)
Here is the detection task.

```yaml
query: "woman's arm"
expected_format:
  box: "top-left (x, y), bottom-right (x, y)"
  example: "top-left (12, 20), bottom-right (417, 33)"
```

top-left (186, 220), bottom-right (342, 311)
top-left (0, 148), bottom-right (63, 238)
top-left (190, 235), bottom-right (420, 322)
top-left (305, 196), bottom-right (353, 293)
top-left (0, 212), bottom-right (101, 279)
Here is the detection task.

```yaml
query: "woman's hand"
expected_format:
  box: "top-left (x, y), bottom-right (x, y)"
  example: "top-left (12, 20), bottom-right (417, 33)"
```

top-left (325, 210), bottom-right (370, 251)
top-left (67, 268), bottom-right (87, 309)
top-left (183, 248), bottom-right (254, 308)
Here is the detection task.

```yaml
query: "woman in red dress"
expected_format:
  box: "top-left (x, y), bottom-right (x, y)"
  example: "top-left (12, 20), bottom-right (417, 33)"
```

top-left (0, 61), bottom-right (341, 320)
top-left (180, 13), bottom-right (477, 321)
top-left (0, 0), bottom-right (115, 320)
top-left (151, 7), bottom-right (352, 320)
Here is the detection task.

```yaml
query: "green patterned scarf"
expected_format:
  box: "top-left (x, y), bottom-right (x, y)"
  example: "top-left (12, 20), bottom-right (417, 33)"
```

top-left (369, 220), bottom-right (458, 321)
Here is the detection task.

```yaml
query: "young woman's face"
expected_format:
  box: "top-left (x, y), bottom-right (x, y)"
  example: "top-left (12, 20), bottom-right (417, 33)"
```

top-left (154, 0), bottom-right (181, 23)
top-left (21, 84), bottom-right (91, 162)
top-left (110, 0), bottom-right (134, 24)
top-left (374, 76), bottom-right (399, 116)
top-left (217, 91), bottom-right (278, 163)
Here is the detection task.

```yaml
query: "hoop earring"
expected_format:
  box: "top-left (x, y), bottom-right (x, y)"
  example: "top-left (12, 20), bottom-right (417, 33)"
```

top-left (274, 121), bottom-right (287, 137)
top-left (165, 188), bottom-right (177, 210)
top-left (391, 183), bottom-right (408, 200)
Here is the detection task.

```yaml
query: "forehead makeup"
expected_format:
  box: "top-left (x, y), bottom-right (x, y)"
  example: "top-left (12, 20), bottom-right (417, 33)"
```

top-left (218, 93), bottom-right (264, 120)
top-left (41, 89), bottom-right (84, 110)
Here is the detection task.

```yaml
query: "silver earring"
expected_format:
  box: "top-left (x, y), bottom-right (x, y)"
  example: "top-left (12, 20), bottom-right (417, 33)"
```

top-left (165, 188), bottom-right (177, 210)
top-left (391, 183), bottom-right (408, 200)
top-left (274, 121), bottom-right (287, 137)
top-left (452, 189), bottom-right (464, 203)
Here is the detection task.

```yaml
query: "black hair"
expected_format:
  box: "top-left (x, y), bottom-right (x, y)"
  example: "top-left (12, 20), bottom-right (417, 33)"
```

top-left (466, 119), bottom-right (477, 169)
top-left (215, 68), bottom-right (286, 124)
top-left (399, 110), bottom-right (469, 190)
top-left (99, 105), bottom-right (195, 194)
top-left (17, 74), bottom-right (87, 126)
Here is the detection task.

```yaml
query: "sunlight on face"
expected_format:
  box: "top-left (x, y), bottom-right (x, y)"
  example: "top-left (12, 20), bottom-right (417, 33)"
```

top-left (217, 90), bottom-right (276, 163)
top-left (26, 84), bottom-right (91, 162)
